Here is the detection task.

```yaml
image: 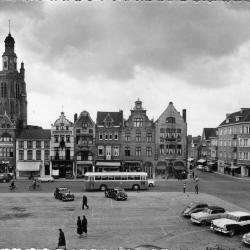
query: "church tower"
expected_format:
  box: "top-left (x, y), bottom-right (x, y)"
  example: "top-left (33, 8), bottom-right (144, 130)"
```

top-left (0, 32), bottom-right (27, 128)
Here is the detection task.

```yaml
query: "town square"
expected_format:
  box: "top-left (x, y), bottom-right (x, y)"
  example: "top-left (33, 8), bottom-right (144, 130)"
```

top-left (1, 1), bottom-right (250, 250)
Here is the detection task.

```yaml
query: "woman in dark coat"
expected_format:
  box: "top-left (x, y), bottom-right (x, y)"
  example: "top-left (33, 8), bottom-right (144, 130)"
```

top-left (58, 228), bottom-right (66, 249)
top-left (82, 215), bottom-right (88, 236)
top-left (77, 216), bottom-right (83, 237)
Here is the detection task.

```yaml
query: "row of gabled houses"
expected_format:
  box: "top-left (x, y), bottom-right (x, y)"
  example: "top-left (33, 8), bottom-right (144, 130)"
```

top-left (0, 99), bottom-right (188, 179)
top-left (188, 108), bottom-right (250, 178)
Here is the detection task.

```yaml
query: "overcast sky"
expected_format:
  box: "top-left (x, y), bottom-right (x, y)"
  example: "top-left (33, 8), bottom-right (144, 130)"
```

top-left (0, 1), bottom-right (250, 136)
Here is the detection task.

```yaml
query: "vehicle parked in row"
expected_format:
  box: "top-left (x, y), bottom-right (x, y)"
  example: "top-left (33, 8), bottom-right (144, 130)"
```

top-left (54, 187), bottom-right (74, 201)
top-left (0, 173), bottom-right (12, 183)
top-left (38, 176), bottom-right (54, 182)
top-left (242, 232), bottom-right (250, 246)
top-left (191, 206), bottom-right (227, 226)
top-left (105, 187), bottom-right (128, 201)
top-left (182, 202), bottom-right (208, 218)
top-left (210, 211), bottom-right (250, 237)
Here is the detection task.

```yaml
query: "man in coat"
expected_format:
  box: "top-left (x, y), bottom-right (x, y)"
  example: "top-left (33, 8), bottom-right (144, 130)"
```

top-left (82, 195), bottom-right (89, 210)
top-left (58, 228), bottom-right (66, 250)
top-left (82, 215), bottom-right (88, 236)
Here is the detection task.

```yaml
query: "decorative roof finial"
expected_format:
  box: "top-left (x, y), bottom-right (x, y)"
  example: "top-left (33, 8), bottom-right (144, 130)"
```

top-left (8, 20), bottom-right (11, 34)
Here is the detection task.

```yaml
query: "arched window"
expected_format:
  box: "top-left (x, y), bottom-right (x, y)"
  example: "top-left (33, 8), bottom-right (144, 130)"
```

top-left (166, 117), bottom-right (175, 123)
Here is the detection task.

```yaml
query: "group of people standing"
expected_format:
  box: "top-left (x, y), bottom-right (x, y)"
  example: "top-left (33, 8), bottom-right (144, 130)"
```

top-left (57, 195), bottom-right (89, 250)
top-left (77, 215), bottom-right (88, 237)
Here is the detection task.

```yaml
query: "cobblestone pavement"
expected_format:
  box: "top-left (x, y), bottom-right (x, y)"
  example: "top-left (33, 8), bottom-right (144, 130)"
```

top-left (0, 192), bottom-right (249, 250)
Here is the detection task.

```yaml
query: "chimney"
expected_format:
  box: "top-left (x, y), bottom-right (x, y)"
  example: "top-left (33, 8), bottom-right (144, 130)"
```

top-left (226, 113), bottom-right (230, 118)
top-left (182, 109), bottom-right (186, 123)
top-left (74, 113), bottom-right (78, 123)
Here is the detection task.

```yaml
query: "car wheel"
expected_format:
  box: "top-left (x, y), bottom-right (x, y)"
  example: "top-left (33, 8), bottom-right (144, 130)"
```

top-left (149, 183), bottom-right (153, 187)
top-left (3, 179), bottom-right (6, 183)
top-left (201, 221), bottom-right (207, 226)
top-left (100, 185), bottom-right (107, 191)
top-left (229, 228), bottom-right (235, 237)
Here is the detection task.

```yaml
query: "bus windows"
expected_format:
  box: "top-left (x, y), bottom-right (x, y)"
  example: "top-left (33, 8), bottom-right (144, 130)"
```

top-left (134, 176), bottom-right (140, 180)
top-left (95, 176), bottom-right (101, 181)
top-left (108, 176), bottom-right (114, 180)
top-left (128, 175), bottom-right (135, 180)
top-left (115, 176), bottom-right (121, 180)
top-left (121, 175), bottom-right (127, 180)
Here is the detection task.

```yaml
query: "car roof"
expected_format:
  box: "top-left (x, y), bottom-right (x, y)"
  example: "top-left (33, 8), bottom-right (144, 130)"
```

top-left (228, 211), bottom-right (250, 217)
top-left (189, 202), bottom-right (207, 206)
top-left (58, 187), bottom-right (69, 190)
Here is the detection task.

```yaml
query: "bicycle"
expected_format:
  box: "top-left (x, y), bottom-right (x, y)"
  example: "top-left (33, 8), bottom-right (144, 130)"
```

top-left (9, 185), bottom-right (16, 191)
top-left (28, 183), bottom-right (41, 191)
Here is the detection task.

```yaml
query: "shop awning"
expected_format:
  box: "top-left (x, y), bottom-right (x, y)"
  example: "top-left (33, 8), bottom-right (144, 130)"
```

top-left (197, 159), bottom-right (207, 164)
top-left (207, 161), bottom-right (217, 166)
top-left (17, 162), bottom-right (41, 171)
top-left (188, 158), bottom-right (194, 162)
top-left (174, 165), bottom-right (186, 171)
top-left (229, 165), bottom-right (240, 169)
top-left (96, 162), bottom-right (121, 167)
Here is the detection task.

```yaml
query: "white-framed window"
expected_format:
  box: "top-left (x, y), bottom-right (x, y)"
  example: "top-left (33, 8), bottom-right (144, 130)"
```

top-left (109, 133), bottom-right (112, 140)
top-left (146, 147), bottom-right (152, 157)
top-left (99, 133), bottom-right (103, 140)
top-left (160, 145), bottom-right (164, 155)
top-left (146, 132), bottom-right (152, 142)
top-left (133, 118), bottom-right (143, 127)
top-left (113, 146), bottom-right (119, 156)
top-left (105, 133), bottom-right (108, 140)
top-left (135, 147), bottom-right (141, 156)
top-left (114, 132), bottom-right (118, 140)
top-left (98, 146), bottom-right (104, 156)
top-left (136, 132), bottom-right (141, 142)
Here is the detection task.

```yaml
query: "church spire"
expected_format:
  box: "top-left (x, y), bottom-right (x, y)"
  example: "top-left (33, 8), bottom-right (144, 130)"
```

top-left (2, 22), bottom-right (17, 71)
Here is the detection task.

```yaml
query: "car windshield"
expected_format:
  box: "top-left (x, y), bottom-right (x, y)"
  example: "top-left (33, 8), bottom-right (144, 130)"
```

top-left (59, 188), bottom-right (70, 193)
top-left (226, 214), bottom-right (239, 221)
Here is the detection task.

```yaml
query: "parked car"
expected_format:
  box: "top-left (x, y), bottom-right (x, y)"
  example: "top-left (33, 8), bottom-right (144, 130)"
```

top-left (105, 187), bottom-right (128, 201)
top-left (148, 179), bottom-right (155, 187)
top-left (197, 165), bottom-right (205, 171)
top-left (54, 187), bottom-right (74, 201)
top-left (182, 202), bottom-right (208, 218)
top-left (190, 206), bottom-right (227, 226)
top-left (38, 176), bottom-right (54, 182)
top-left (0, 173), bottom-right (12, 183)
top-left (210, 211), bottom-right (250, 237)
top-left (242, 232), bottom-right (250, 246)
top-left (204, 165), bottom-right (213, 172)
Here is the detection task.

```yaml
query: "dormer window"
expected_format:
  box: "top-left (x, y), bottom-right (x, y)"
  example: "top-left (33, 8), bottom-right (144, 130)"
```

top-left (226, 119), bottom-right (229, 123)
top-left (166, 117), bottom-right (175, 123)
top-left (235, 116), bottom-right (241, 122)
top-left (106, 121), bottom-right (111, 127)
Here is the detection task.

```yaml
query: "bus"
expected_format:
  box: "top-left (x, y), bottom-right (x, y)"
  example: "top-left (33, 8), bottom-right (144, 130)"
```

top-left (83, 172), bottom-right (149, 191)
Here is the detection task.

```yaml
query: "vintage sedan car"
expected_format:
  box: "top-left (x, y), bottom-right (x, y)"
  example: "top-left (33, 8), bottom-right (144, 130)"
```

top-left (191, 206), bottom-right (227, 226)
top-left (210, 211), bottom-right (250, 237)
top-left (182, 202), bottom-right (208, 218)
top-left (105, 187), bottom-right (128, 201)
top-left (38, 176), bottom-right (54, 182)
top-left (0, 173), bottom-right (12, 183)
top-left (242, 232), bottom-right (250, 246)
top-left (54, 187), bottom-right (74, 201)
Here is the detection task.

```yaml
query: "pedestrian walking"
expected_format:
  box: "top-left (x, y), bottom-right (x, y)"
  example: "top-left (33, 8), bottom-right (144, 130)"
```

top-left (82, 195), bottom-right (89, 210)
top-left (77, 216), bottom-right (83, 237)
top-left (195, 175), bottom-right (199, 194)
top-left (82, 215), bottom-right (88, 236)
top-left (192, 171), bottom-right (195, 179)
top-left (183, 181), bottom-right (186, 193)
top-left (57, 228), bottom-right (66, 250)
